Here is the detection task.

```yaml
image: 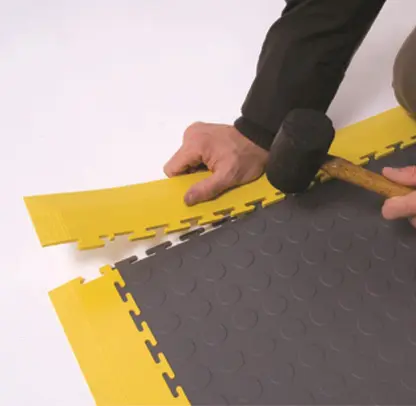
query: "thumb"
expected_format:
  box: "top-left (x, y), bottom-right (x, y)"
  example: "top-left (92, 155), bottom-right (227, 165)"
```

top-left (382, 166), bottom-right (416, 186)
top-left (184, 170), bottom-right (232, 206)
top-left (382, 192), bottom-right (416, 220)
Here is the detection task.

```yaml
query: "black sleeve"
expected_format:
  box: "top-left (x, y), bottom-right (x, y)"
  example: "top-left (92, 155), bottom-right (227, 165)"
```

top-left (234, 0), bottom-right (387, 151)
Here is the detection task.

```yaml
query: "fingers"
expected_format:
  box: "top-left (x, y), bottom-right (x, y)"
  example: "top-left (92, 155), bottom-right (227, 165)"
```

top-left (382, 166), bottom-right (416, 186)
top-left (163, 146), bottom-right (202, 177)
top-left (184, 170), bottom-right (233, 206)
top-left (382, 166), bottom-right (416, 227)
top-left (382, 191), bottom-right (416, 220)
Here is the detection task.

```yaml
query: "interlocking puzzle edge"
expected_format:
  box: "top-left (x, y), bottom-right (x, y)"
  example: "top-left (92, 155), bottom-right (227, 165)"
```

top-left (24, 106), bottom-right (416, 250)
top-left (49, 265), bottom-right (190, 406)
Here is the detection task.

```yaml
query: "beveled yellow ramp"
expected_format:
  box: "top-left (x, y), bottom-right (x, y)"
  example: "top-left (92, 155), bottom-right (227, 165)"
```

top-left (25, 107), bottom-right (416, 250)
top-left (49, 265), bottom-right (189, 406)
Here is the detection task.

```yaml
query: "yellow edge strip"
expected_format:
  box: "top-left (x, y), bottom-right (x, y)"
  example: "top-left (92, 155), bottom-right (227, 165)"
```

top-left (25, 106), bottom-right (416, 250)
top-left (49, 266), bottom-right (189, 406)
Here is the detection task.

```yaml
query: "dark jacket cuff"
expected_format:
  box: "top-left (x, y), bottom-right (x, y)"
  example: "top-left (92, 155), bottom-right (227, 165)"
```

top-left (234, 116), bottom-right (275, 151)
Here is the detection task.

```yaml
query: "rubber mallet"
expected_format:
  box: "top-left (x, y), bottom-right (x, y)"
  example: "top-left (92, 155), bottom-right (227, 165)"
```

top-left (265, 109), bottom-right (413, 197)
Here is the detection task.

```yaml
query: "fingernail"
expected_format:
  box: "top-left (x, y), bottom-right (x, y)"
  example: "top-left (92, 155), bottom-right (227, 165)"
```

top-left (184, 192), bottom-right (195, 206)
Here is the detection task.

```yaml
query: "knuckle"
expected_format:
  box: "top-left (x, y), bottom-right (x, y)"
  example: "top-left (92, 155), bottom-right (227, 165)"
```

top-left (189, 120), bottom-right (204, 129)
top-left (184, 121), bottom-right (204, 137)
top-left (183, 125), bottom-right (209, 149)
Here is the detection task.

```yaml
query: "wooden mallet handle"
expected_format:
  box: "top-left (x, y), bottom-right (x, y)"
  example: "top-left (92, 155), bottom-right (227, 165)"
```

top-left (322, 157), bottom-right (413, 198)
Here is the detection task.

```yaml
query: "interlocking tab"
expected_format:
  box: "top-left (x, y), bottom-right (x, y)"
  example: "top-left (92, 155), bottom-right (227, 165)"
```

top-left (24, 106), bottom-right (416, 250)
top-left (113, 262), bottom-right (189, 402)
top-left (49, 264), bottom-right (189, 405)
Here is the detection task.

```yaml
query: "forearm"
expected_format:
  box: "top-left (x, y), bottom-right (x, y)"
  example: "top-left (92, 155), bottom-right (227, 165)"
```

top-left (234, 0), bottom-right (387, 150)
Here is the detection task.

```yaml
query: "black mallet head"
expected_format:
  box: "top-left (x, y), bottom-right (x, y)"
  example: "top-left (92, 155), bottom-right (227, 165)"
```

top-left (265, 109), bottom-right (335, 194)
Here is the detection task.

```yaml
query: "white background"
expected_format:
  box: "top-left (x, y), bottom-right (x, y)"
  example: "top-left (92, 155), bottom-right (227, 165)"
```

top-left (0, 1), bottom-right (415, 405)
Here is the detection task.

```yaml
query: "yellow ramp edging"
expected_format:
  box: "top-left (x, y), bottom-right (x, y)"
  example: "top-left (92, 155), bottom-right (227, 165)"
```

top-left (49, 265), bottom-right (189, 406)
top-left (25, 106), bottom-right (416, 250)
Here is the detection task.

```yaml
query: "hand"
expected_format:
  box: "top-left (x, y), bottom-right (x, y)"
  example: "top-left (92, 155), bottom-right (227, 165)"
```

top-left (164, 122), bottom-right (268, 206)
top-left (381, 166), bottom-right (416, 226)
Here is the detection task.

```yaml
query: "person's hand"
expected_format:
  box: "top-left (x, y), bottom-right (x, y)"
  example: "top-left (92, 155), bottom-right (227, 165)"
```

top-left (163, 122), bottom-right (268, 206)
top-left (381, 166), bottom-right (416, 226)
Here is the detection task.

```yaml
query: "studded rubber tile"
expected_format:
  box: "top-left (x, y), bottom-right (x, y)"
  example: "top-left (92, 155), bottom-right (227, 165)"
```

top-left (116, 143), bottom-right (416, 405)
